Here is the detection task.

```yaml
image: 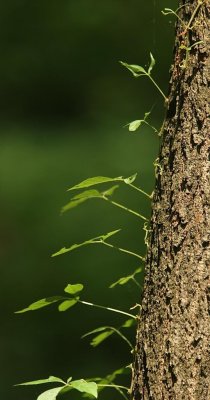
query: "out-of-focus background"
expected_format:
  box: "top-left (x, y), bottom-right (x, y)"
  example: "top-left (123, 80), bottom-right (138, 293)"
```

top-left (1, 1), bottom-right (177, 399)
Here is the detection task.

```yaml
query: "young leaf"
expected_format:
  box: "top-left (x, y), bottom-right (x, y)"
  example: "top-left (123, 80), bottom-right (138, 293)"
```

top-left (100, 229), bottom-right (121, 241)
top-left (121, 319), bottom-right (136, 328)
top-left (52, 230), bottom-right (121, 257)
top-left (123, 173), bottom-right (137, 184)
top-left (82, 326), bottom-right (109, 338)
top-left (120, 61), bottom-right (146, 77)
top-left (37, 387), bottom-right (64, 400)
top-left (58, 299), bottom-right (78, 312)
top-left (90, 331), bottom-right (113, 347)
top-left (109, 275), bottom-right (132, 289)
top-left (68, 176), bottom-right (122, 191)
top-left (15, 376), bottom-right (65, 386)
top-left (103, 185), bottom-right (119, 197)
top-left (148, 52), bottom-right (156, 75)
top-left (62, 186), bottom-right (119, 214)
top-left (70, 380), bottom-right (98, 398)
top-left (82, 327), bottom-right (114, 347)
top-left (15, 297), bottom-right (64, 314)
top-left (144, 111), bottom-right (151, 120)
top-left (61, 198), bottom-right (88, 213)
top-left (64, 283), bottom-right (84, 295)
top-left (127, 120), bottom-right (144, 132)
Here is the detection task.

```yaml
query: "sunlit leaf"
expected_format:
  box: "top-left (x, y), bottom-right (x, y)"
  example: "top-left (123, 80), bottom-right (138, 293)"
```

top-left (123, 173), bottom-right (137, 184)
top-left (72, 189), bottom-right (102, 200)
top-left (15, 297), bottom-right (64, 314)
top-left (109, 275), bottom-right (132, 289)
top-left (82, 326), bottom-right (109, 338)
top-left (90, 331), bottom-right (113, 347)
top-left (58, 299), bottom-right (78, 312)
top-left (70, 380), bottom-right (98, 398)
top-left (121, 319), bottom-right (136, 328)
top-left (15, 376), bottom-right (64, 386)
top-left (100, 229), bottom-right (121, 241)
top-left (128, 120), bottom-right (144, 132)
top-left (134, 267), bottom-right (142, 274)
top-left (120, 61), bottom-right (146, 77)
top-left (37, 387), bottom-right (64, 400)
top-left (148, 52), bottom-right (156, 75)
top-left (64, 283), bottom-right (84, 295)
top-left (144, 111), bottom-right (151, 120)
top-left (52, 230), bottom-right (121, 257)
top-left (61, 198), bottom-right (88, 213)
top-left (82, 327), bottom-right (114, 347)
top-left (68, 176), bottom-right (122, 191)
top-left (103, 185), bottom-right (119, 197)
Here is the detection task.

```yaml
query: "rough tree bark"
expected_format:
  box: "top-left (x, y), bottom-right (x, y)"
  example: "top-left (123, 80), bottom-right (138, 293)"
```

top-left (132, 1), bottom-right (209, 399)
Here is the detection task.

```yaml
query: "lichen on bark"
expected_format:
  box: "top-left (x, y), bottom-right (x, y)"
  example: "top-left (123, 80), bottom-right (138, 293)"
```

top-left (132, 1), bottom-right (210, 399)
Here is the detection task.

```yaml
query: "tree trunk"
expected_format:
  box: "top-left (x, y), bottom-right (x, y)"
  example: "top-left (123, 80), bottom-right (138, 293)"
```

top-left (132, 1), bottom-right (210, 399)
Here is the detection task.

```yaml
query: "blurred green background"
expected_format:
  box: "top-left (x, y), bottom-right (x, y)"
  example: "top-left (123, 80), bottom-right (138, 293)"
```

top-left (0, 1), bottom-right (177, 399)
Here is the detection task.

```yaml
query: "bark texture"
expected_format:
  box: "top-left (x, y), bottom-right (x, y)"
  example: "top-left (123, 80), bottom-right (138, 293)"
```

top-left (132, 1), bottom-right (210, 399)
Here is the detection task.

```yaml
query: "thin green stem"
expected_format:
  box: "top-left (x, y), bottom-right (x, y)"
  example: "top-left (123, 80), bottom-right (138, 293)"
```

top-left (126, 182), bottom-right (152, 199)
top-left (147, 74), bottom-right (167, 101)
top-left (79, 300), bottom-right (136, 319)
top-left (185, 0), bottom-right (203, 32)
top-left (131, 276), bottom-right (142, 289)
top-left (104, 196), bottom-right (148, 221)
top-left (101, 240), bottom-right (145, 261)
top-left (98, 384), bottom-right (129, 400)
top-left (97, 384), bottom-right (129, 391)
top-left (144, 120), bottom-right (159, 136)
top-left (111, 327), bottom-right (133, 349)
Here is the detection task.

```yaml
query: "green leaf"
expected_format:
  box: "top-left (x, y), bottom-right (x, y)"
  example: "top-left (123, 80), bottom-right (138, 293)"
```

top-left (100, 229), bottom-right (121, 241)
top-left (52, 229), bottom-right (121, 257)
top-left (67, 377), bottom-right (72, 383)
top-left (120, 61), bottom-right (146, 77)
top-left (62, 186), bottom-right (119, 213)
top-left (82, 327), bottom-right (114, 347)
top-left (15, 297), bottom-right (64, 314)
top-left (37, 387), bottom-right (64, 400)
top-left (58, 299), bottom-right (78, 312)
top-left (148, 52), bottom-right (156, 75)
top-left (82, 326), bottom-right (109, 338)
top-left (144, 111), bottom-right (151, 120)
top-left (134, 267), bottom-right (142, 274)
top-left (70, 380), bottom-right (98, 398)
top-left (61, 198), bottom-right (88, 213)
top-left (99, 367), bottom-right (129, 386)
top-left (124, 173), bottom-right (137, 184)
top-left (127, 120), bottom-right (144, 132)
top-left (64, 283), bottom-right (84, 295)
top-left (109, 275), bottom-right (132, 289)
top-left (102, 185), bottom-right (119, 197)
top-left (52, 241), bottom-right (92, 257)
top-left (68, 176), bottom-right (122, 191)
top-left (15, 376), bottom-right (64, 386)
top-left (121, 319), bottom-right (136, 328)
top-left (90, 331), bottom-right (113, 347)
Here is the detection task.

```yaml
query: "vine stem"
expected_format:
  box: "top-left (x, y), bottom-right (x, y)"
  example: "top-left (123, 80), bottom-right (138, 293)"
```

top-left (100, 240), bottom-right (145, 261)
top-left (126, 182), bottom-right (152, 199)
top-left (98, 384), bottom-right (129, 400)
top-left (147, 74), bottom-right (167, 101)
top-left (97, 384), bottom-right (129, 391)
top-left (184, 0), bottom-right (203, 33)
top-left (103, 196), bottom-right (148, 221)
top-left (110, 326), bottom-right (133, 349)
top-left (131, 276), bottom-right (142, 289)
top-left (79, 300), bottom-right (136, 319)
